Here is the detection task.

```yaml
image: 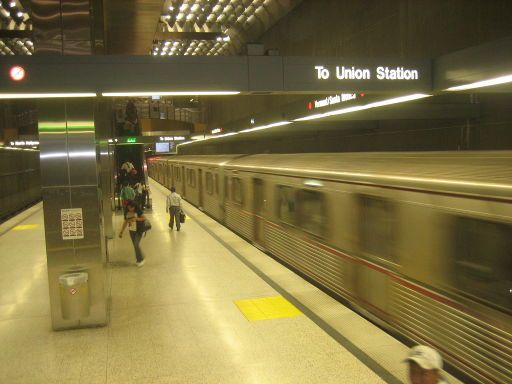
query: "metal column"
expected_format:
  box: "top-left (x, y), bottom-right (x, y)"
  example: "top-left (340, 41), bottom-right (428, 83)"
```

top-left (31, 0), bottom-right (110, 329)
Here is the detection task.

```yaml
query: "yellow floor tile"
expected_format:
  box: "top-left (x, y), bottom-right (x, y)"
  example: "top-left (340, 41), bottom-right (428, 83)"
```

top-left (235, 296), bottom-right (303, 321)
top-left (12, 224), bottom-right (39, 231)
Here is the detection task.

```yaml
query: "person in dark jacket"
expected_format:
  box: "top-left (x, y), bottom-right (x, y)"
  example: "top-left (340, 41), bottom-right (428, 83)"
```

top-left (119, 201), bottom-right (146, 267)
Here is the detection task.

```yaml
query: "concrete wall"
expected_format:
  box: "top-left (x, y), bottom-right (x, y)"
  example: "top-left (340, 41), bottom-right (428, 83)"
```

top-left (199, 0), bottom-right (512, 153)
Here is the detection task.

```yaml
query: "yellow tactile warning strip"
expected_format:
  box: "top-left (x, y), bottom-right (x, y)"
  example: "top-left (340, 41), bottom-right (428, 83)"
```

top-left (235, 295), bottom-right (303, 321)
top-left (12, 224), bottom-right (39, 231)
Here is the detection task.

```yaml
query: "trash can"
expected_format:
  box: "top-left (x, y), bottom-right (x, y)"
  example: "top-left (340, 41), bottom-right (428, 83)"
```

top-left (59, 272), bottom-right (90, 320)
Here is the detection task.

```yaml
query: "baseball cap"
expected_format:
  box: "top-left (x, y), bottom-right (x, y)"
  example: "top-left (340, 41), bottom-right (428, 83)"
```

top-left (404, 345), bottom-right (443, 370)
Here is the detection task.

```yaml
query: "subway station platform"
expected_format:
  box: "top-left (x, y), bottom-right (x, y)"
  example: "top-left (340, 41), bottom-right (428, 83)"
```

top-left (0, 180), bottom-right (463, 384)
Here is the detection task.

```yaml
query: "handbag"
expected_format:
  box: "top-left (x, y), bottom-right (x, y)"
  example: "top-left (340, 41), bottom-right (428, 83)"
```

top-left (179, 211), bottom-right (186, 224)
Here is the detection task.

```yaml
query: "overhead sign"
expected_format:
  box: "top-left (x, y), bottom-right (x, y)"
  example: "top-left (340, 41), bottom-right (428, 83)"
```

top-left (314, 66), bottom-right (420, 81)
top-left (308, 93), bottom-right (361, 110)
top-left (283, 58), bottom-right (432, 93)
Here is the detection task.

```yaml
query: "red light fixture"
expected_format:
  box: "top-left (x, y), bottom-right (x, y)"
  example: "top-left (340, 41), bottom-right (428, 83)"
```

top-left (308, 102), bottom-right (313, 110)
top-left (9, 66), bottom-right (25, 81)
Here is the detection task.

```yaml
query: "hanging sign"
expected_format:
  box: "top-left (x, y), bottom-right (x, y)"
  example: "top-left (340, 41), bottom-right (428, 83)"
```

top-left (61, 208), bottom-right (84, 240)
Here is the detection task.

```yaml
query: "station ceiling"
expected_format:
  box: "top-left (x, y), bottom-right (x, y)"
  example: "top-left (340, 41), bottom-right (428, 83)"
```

top-left (105, 0), bottom-right (303, 55)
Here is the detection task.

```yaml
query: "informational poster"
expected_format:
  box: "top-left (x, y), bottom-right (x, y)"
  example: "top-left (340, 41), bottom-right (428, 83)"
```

top-left (61, 208), bottom-right (84, 240)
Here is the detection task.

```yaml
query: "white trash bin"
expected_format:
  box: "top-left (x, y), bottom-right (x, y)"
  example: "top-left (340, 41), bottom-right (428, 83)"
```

top-left (59, 272), bottom-right (90, 320)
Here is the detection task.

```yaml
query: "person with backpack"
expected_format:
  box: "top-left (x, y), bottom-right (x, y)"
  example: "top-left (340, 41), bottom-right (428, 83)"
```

top-left (166, 186), bottom-right (183, 231)
top-left (119, 201), bottom-right (147, 267)
top-left (120, 181), bottom-right (136, 217)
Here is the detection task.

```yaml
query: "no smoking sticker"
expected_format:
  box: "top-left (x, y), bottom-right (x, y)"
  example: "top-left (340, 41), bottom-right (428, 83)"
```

top-left (9, 66), bottom-right (25, 81)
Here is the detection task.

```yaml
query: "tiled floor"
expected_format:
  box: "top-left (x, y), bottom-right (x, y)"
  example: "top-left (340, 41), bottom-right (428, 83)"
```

top-left (0, 182), bottom-right (462, 383)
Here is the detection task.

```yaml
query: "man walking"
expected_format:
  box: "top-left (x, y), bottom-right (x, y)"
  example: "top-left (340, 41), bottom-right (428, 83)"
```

top-left (166, 187), bottom-right (183, 231)
top-left (404, 345), bottom-right (448, 384)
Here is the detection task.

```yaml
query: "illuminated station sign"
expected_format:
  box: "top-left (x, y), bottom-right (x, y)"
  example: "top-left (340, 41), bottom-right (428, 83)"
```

top-left (308, 93), bottom-right (364, 110)
top-left (314, 65), bottom-right (420, 81)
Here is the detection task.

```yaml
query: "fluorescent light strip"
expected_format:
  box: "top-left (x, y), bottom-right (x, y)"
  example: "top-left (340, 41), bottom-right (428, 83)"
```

top-left (294, 93), bottom-right (431, 122)
top-left (240, 121), bottom-right (292, 133)
top-left (102, 91), bottom-right (240, 97)
top-left (445, 74), bottom-right (512, 91)
top-left (0, 93), bottom-right (97, 99)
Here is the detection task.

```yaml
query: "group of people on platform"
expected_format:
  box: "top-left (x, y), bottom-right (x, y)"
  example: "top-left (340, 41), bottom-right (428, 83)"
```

top-left (118, 162), bottom-right (183, 268)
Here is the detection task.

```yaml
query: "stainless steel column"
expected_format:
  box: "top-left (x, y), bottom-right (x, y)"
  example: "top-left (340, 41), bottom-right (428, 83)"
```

top-left (38, 99), bottom-right (107, 330)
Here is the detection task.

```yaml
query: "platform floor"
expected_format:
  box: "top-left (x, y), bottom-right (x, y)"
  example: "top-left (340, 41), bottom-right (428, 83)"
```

top-left (0, 180), bottom-right (462, 384)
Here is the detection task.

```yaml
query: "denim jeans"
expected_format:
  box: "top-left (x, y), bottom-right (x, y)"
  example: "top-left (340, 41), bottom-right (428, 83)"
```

top-left (129, 231), bottom-right (144, 262)
top-left (169, 206), bottom-right (181, 230)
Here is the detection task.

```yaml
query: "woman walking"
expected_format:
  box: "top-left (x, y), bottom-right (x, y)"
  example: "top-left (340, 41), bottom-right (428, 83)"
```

top-left (119, 201), bottom-right (146, 267)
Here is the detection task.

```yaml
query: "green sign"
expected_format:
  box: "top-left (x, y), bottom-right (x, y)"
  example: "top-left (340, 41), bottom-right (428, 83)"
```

top-left (126, 137), bottom-right (137, 143)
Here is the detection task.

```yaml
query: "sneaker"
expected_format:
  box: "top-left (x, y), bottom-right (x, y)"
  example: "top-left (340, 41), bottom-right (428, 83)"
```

top-left (136, 260), bottom-right (145, 268)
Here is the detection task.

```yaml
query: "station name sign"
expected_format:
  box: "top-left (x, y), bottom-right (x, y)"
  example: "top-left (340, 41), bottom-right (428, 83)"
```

top-left (315, 66), bottom-right (420, 81)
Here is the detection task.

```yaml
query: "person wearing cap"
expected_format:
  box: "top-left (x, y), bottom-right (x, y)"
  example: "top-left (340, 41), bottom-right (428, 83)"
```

top-left (405, 345), bottom-right (448, 384)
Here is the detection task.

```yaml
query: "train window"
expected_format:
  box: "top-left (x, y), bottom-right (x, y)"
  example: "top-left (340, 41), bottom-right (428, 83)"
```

top-left (224, 177), bottom-right (229, 200)
top-left (277, 186), bottom-right (296, 225)
top-left (232, 177), bottom-right (243, 205)
top-left (297, 190), bottom-right (326, 237)
top-left (205, 172), bottom-right (214, 195)
top-left (359, 196), bottom-right (397, 263)
top-left (214, 174), bottom-right (219, 195)
top-left (187, 169), bottom-right (196, 188)
top-left (453, 217), bottom-right (512, 311)
top-left (174, 166), bottom-right (181, 181)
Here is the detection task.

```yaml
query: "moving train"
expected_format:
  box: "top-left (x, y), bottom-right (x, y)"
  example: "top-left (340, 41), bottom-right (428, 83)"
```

top-left (148, 152), bottom-right (512, 384)
top-left (0, 148), bottom-right (41, 222)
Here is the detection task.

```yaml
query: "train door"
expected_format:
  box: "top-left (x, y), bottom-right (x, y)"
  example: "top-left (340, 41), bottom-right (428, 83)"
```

top-left (198, 169), bottom-right (204, 208)
top-left (253, 178), bottom-right (266, 248)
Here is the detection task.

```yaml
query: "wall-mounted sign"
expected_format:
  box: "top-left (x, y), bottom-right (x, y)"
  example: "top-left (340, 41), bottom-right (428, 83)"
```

top-left (283, 58), bottom-right (432, 93)
top-left (159, 136), bottom-right (186, 141)
top-left (308, 93), bottom-right (361, 110)
top-left (9, 140), bottom-right (39, 147)
top-left (61, 208), bottom-right (84, 240)
top-left (314, 66), bottom-right (420, 81)
top-left (126, 137), bottom-right (137, 143)
top-left (9, 65), bottom-right (25, 81)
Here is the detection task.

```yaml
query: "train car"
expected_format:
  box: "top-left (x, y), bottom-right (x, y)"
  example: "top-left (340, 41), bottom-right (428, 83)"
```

top-left (150, 151), bottom-right (512, 384)
top-left (0, 148), bottom-right (41, 222)
top-left (150, 155), bottom-right (241, 221)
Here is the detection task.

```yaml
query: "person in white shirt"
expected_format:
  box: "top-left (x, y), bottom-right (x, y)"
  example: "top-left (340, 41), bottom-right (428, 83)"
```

top-left (121, 161), bottom-right (134, 174)
top-left (404, 345), bottom-right (448, 384)
top-left (166, 187), bottom-right (183, 231)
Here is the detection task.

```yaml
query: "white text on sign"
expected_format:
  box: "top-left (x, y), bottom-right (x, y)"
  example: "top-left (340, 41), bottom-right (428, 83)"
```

top-left (315, 66), bottom-right (420, 81)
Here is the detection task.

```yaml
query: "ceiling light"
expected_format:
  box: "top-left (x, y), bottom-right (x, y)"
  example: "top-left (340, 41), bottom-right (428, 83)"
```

top-left (223, 36), bottom-right (230, 42)
top-left (240, 121), bottom-right (292, 133)
top-left (186, 13), bottom-right (193, 20)
top-left (16, 11), bottom-right (23, 18)
top-left (191, 4), bottom-right (199, 11)
top-left (445, 74), bottom-right (512, 91)
top-left (165, 41), bottom-right (171, 46)
top-left (9, 1), bottom-right (16, 8)
top-left (101, 91), bottom-right (241, 97)
top-left (177, 12), bottom-right (184, 20)
top-left (169, 5), bottom-right (174, 11)
top-left (294, 93), bottom-right (431, 122)
top-left (180, 3), bottom-right (188, 11)
top-left (0, 93), bottom-right (97, 99)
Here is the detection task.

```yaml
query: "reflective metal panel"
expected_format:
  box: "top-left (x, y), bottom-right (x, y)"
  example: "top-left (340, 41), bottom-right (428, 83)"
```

top-left (66, 100), bottom-right (98, 187)
top-left (38, 101), bottom-right (69, 187)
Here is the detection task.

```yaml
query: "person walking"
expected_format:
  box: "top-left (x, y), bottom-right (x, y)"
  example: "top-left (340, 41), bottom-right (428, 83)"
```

top-left (166, 186), bottom-right (183, 231)
top-left (404, 345), bottom-right (448, 384)
top-left (134, 181), bottom-right (145, 208)
top-left (120, 181), bottom-right (136, 217)
top-left (119, 201), bottom-right (146, 267)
